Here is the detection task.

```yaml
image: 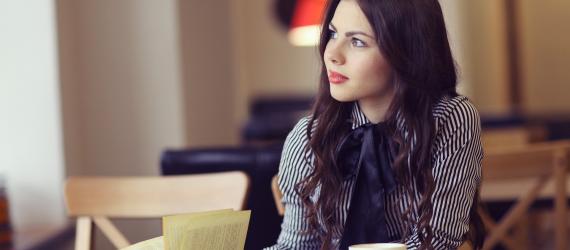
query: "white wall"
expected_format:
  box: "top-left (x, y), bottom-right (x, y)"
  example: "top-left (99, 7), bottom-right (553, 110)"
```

top-left (0, 0), bottom-right (67, 232)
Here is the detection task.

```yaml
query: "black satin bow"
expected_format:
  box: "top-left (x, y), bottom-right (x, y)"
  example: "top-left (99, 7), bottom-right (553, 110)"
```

top-left (336, 122), bottom-right (397, 249)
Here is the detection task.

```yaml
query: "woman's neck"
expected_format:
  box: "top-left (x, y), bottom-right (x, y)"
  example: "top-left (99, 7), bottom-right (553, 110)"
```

top-left (357, 91), bottom-right (395, 124)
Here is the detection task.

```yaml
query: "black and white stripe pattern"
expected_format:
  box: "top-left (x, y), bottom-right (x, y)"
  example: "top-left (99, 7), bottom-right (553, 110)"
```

top-left (264, 95), bottom-right (483, 250)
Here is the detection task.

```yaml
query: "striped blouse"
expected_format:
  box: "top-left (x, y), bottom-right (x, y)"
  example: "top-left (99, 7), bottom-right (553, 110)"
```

top-left (264, 95), bottom-right (483, 250)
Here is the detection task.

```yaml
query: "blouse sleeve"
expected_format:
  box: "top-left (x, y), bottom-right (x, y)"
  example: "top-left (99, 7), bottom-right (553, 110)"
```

top-left (264, 117), bottom-right (322, 250)
top-left (405, 99), bottom-right (484, 249)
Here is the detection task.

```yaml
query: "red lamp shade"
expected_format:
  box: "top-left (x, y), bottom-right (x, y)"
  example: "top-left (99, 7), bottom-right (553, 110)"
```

top-left (288, 0), bottom-right (326, 46)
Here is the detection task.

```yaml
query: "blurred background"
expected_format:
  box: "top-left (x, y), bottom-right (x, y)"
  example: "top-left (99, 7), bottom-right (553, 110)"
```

top-left (1, 0), bottom-right (569, 249)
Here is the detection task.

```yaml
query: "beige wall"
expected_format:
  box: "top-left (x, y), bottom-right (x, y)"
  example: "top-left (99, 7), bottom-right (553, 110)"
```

top-left (231, 0), bottom-right (320, 125)
top-left (449, 0), bottom-right (570, 116)
top-left (454, 0), bottom-right (512, 116)
top-left (440, 0), bottom-right (471, 97)
top-left (518, 0), bottom-right (570, 114)
top-left (234, 0), bottom-right (320, 97)
top-left (178, 0), bottom-right (240, 146)
top-left (58, 0), bottom-right (186, 177)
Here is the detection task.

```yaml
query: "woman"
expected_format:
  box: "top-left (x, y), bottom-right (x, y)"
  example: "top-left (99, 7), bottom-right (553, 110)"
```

top-left (266, 0), bottom-right (484, 249)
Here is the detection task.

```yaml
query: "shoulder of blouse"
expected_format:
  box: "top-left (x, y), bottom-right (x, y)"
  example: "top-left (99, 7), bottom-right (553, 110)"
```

top-left (278, 115), bottom-right (316, 196)
top-left (281, 115), bottom-right (315, 163)
top-left (432, 95), bottom-right (480, 132)
top-left (287, 115), bottom-right (314, 141)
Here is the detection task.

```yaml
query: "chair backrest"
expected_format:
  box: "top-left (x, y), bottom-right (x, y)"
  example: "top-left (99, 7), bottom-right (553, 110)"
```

top-left (481, 126), bottom-right (547, 149)
top-left (480, 140), bottom-right (570, 250)
top-left (482, 140), bottom-right (570, 181)
top-left (65, 171), bottom-right (250, 250)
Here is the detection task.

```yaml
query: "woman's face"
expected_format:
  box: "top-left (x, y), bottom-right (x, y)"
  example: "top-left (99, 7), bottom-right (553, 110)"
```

top-left (324, 0), bottom-right (394, 103)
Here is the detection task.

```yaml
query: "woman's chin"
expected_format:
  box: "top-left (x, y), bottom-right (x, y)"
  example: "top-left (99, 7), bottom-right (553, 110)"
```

top-left (330, 91), bottom-right (356, 103)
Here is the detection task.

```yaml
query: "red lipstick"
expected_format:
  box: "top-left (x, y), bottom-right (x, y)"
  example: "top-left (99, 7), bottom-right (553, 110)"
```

top-left (328, 70), bottom-right (349, 84)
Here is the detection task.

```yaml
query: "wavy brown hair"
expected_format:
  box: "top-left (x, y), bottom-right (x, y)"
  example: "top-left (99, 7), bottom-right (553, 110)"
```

top-left (294, 0), bottom-right (484, 249)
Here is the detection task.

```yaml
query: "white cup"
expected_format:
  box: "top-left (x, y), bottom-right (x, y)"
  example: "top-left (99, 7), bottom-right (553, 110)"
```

top-left (349, 243), bottom-right (407, 250)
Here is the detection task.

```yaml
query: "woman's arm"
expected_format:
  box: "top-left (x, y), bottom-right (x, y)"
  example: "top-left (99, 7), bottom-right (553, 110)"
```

top-left (264, 117), bottom-right (322, 250)
top-left (405, 99), bottom-right (483, 249)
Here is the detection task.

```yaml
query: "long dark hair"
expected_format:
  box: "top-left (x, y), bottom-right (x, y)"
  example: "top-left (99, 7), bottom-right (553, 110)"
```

top-left (294, 0), bottom-right (485, 249)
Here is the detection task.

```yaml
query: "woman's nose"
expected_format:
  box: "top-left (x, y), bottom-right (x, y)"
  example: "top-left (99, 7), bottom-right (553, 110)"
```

top-left (325, 44), bottom-right (345, 65)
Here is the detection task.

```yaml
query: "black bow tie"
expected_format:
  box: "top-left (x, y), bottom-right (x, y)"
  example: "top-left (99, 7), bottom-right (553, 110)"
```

top-left (335, 122), bottom-right (398, 249)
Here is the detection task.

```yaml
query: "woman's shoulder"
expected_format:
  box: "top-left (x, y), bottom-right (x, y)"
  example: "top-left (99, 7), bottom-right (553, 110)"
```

top-left (433, 95), bottom-right (478, 118)
top-left (281, 115), bottom-right (314, 158)
top-left (279, 115), bottom-right (315, 189)
top-left (432, 95), bottom-right (481, 133)
top-left (287, 115), bottom-right (313, 141)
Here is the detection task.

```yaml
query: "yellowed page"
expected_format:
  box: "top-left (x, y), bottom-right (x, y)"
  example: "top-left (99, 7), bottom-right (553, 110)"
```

top-left (163, 209), bottom-right (236, 250)
top-left (163, 210), bottom-right (251, 250)
top-left (120, 236), bottom-right (164, 250)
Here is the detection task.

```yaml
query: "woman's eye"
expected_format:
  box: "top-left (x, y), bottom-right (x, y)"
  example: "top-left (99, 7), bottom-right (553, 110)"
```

top-left (329, 29), bottom-right (338, 39)
top-left (351, 38), bottom-right (366, 47)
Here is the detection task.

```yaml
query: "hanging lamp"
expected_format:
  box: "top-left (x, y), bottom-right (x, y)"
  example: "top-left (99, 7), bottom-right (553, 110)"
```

top-left (288, 0), bottom-right (326, 46)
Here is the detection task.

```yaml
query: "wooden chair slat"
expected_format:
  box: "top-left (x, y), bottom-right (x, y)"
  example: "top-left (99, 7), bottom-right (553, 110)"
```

top-left (65, 172), bottom-right (249, 218)
top-left (93, 217), bottom-right (130, 248)
top-left (483, 175), bottom-right (549, 250)
top-left (75, 216), bottom-right (92, 250)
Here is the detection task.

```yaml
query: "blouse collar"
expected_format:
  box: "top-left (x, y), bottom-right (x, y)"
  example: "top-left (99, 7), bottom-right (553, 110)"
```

top-left (350, 102), bottom-right (371, 130)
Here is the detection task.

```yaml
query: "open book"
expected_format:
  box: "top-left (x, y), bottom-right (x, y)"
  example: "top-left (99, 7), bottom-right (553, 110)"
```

top-left (121, 209), bottom-right (251, 250)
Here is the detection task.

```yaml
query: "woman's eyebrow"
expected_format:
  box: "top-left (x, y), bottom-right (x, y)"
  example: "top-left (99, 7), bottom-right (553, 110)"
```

top-left (345, 31), bottom-right (374, 39)
top-left (329, 23), bottom-right (374, 38)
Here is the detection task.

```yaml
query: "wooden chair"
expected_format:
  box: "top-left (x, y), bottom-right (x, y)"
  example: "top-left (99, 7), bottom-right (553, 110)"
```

top-left (481, 125), bottom-right (547, 149)
top-left (64, 171), bottom-right (250, 250)
top-left (479, 125), bottom-right (546, 247)
top-left (480, 140), bottom-right (570, 250)
top-left (271, 175), bottom-right (285, 216)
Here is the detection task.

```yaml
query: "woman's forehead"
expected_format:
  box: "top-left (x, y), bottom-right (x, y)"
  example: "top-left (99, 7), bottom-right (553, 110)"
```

top-left (330, 0), bottom-right (374, 35)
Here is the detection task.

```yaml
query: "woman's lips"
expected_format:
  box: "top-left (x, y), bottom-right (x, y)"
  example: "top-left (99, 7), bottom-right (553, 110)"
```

top-left (328, 71), bottom-right (349, 84)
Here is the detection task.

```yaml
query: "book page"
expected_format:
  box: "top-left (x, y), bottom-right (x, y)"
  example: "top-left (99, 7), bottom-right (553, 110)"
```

top-left (121, 236), bottom-right (164, 250)
top-left (163, 210), bottom-right (251, 250)
top-left (162, 208), bottom-right (234, 243)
